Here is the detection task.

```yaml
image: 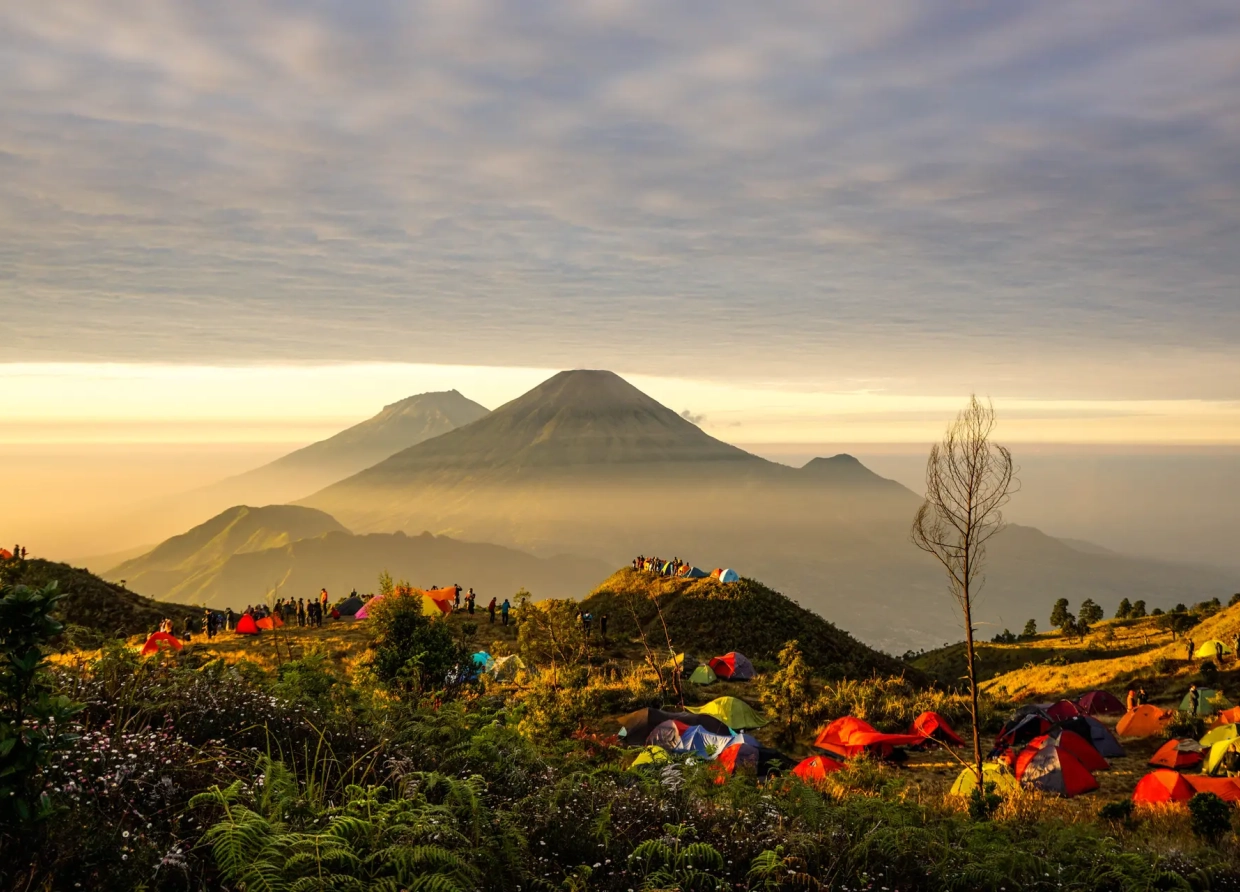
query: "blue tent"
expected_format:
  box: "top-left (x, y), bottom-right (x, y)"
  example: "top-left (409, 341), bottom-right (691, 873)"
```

top-left (675, 726), bottom-right (759, 760)
top-left (472, 651), bottom-right (493, 669)
top-left (687, 567), bottom-right (710, 578)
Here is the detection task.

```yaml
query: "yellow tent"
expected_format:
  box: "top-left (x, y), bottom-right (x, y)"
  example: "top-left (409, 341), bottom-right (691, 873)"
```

top-left (685, 696), bottom-right (767, 730)
top-left (629, 746), bottom-right (670, 770)
top-left (1204, 736), bottom-right (1240, 776)
top-left (950, 763), bottom-right (1018, 797)
top-left (1195, 640), bottom-right (1233, 658)
top-left (1201, 723), bottom-right (1240, 748)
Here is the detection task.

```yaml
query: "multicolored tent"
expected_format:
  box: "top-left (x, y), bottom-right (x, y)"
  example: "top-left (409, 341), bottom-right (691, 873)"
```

top-left (1149, 738), bottom-right (1205, 769)
top-left (708, 652), bottom-right (755, 681)
top-left (235, 614), bottom-right (260, 635)
top-left (1194, 640), bottom-right (1232, 659)
top-left (1133, 770), bottom-right (1240, 804)
top-left (909, 711), bottom-right (964, 747)
top-left (1023, 730), bottom-right (1108, 773)
top-left (1181, 688), bottom-right (1227, 716)
top-left (949, 763), bottom-right (1018, 798)
top-left (1015, 743), bottom-right (1099, 797)
top-left (814, 717), bottom-right (924, 759)
top-left (688, 664), bottom-right (717, 685)
top-left (1115, 704), bottom-right (1173, 737)
top-left (676, 725), bottom-right (756, 760)
top-left (645, 719), bottom-right (690, 750)
top-left (686, 696), bottom-right (767, 730)
top-left (1077, 690), bottom-right (1125, 716)
top-left (616, 707), bottom-right (731, 744)
top-left (140, 631), bottom-right (183, 656)
top-left (792, 755), bottom-right (844, 785)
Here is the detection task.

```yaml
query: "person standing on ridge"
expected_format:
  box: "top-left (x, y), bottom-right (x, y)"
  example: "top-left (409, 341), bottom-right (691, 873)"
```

top-left (600, 613), bottom-right (609, 640)
top-left (1126, 688), bottom-right (1137, 712)
top-left (453, 584), bottom-right (462, 610)
top-left (1187, 638), bottom-right (1195, 663)
top-left (320, 588), bottom-right (329, 612)
top-left (501, 599), bottom-right (510, 626)
top-left (488, 597), bottom-right (497, 624)
top-left (1189, 683), bottom-right (1200, 716)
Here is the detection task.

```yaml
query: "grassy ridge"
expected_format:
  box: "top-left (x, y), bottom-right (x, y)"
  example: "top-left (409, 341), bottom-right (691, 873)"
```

top-left (582, 568), bottom-right (916, 680)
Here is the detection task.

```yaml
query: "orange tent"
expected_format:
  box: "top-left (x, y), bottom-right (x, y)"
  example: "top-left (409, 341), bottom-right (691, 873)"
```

top-left (255, 614), bottom-right (284, 630)
top-left (422, 587), bottom-right (457, 613)
top-left (1116, 704), bottom-right (1173, 738)
top-left (1210, 706), bottom-right (1240, 727)
top-left (814, 717), bottom-right (924, 759)
top-left (1133, 770), bottom-right (1240, 804)
top-left (792, 755), bottom-right (843, 785)
top-left (235, 614), bottom-right (260, 635)
top-left (1149, 738), bottom-right (1205, 770)
top-left (0, 548), bottom-right (12, 560)
top-left (140, 631), bottom-right (183, 656)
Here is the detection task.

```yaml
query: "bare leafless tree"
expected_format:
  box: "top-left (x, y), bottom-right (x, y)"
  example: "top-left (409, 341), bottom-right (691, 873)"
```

top-left (912, 396), bottom-right (1017, 793)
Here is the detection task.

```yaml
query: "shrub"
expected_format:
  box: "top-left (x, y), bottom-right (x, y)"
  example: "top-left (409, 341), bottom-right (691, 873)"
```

top-left (1202, 659), bottom-right (1221, 686)
top-left (1131, 599), bottom-right (1147, 618)
top-left (0, 580), bottom-right (84, 821)
top-left (367, 592), bottom-right (468, 694)
top-left (1230, 593), bottom-right (1240, 608)
top-left (1099, 799), bottom-right (1135, 824)
top-left (1115, 598), bottom-right (1132, 620)
top-left (1189, 792), bottom-right (1232, 844)
top-left (1167, 715), bottom-right (1205, 740)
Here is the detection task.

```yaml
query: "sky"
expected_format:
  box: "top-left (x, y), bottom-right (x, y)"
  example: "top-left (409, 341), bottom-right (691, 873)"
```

top-left (3, 1), bottom-right (1240, 404)
top-left (3, 3), bottom-right (1239, 565)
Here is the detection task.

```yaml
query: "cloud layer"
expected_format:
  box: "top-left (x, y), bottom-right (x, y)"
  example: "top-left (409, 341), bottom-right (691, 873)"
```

top-left (4, 1), bottom-right (1239, 398)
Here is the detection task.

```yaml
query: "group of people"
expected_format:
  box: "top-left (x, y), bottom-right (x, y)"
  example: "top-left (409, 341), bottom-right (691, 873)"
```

top-left (574, 609), bottom-right (607, 638)
top-left (632, 555), bottom-right (691, 577)
top-left (1125, 687), bottom-right (1150, 710)
top-left (1184, 635), bottom-right (1240, 663)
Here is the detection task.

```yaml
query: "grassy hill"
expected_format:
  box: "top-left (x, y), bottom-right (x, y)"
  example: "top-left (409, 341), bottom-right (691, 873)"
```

top-left (912, 602), bottom-right (1240, 710)
top-left (9, 558), bottom-right (198, 637)
top-left (581, 568), bottom-right (913, 679)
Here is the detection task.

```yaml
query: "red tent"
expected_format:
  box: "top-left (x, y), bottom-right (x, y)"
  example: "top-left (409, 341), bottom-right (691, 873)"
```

top-left (1015, 743), bottom-right (1099, 797)
top-left (1133, 770), bottom-right (1196, 804)
top-left (0, 549), bottom-right (12, 561)
top-left (712, 741), bottom-right (760, 783)
top-left (814, 717), bottom-right (924, 759)
top-left (1149, 738), bottom-right (1205, 770)
top-left (255, 614), bottom-right (284, 630)
top-left (1045, 700), bottom-right (1082, 722)
top-left (1077, 690), bottom-right (1125, 717)
top-left (422, 588), bottom-right (457, 614)
top-left (910, 711), bottom-right (965, 747)
top-left (235, 614), bottom-right (260, 635)
top-left (995, 714), bottom-right (1052, 749)
top-left (1134, 770), bottom-right (1240, 804)
top-left (708, 652), bottom-right (756, 681)
top-left (1023, 731), bottom-right (1108, 773)
top-left (792, 755), bottom-right (843, 785)
top-left (140, 631), bottom-right (183, 656)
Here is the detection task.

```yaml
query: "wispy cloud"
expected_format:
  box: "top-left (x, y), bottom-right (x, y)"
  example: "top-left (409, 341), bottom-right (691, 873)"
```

top-left (3, 2), bottom-right (1239, 398)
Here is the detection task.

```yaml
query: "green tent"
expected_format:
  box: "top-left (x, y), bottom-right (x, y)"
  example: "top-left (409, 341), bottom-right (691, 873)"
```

top-left (685, 696), bottom-right (767, 730)
top-left (950, 763), bottom-right (1018, 797)
top-left (689, 665), bottom-right (717, 685)
top-left (1180, 688), bottom-right (1228, 716)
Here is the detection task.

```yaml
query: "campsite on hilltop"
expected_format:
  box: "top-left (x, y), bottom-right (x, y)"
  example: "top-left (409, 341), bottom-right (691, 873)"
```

top-left (8, 532), bottom-right (1240, 890)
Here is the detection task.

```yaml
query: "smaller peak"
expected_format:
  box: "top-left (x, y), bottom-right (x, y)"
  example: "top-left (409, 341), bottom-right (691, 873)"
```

top-left (802, 454), bottom-right (862, 469)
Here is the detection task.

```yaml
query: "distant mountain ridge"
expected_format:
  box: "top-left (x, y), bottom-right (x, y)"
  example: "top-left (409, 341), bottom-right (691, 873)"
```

top-left (109, 505), bottom-right (347, 601)
top-left (296, 369), bottom-right (1236, 650)
top-left (107, 505), bottom-right (612, 610)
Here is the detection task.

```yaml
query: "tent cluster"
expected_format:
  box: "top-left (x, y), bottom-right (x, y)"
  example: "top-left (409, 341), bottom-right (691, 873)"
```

top-left (631, 556), bottom-right (739, 582)
top-left (960, 701), bottom-right (1127, 798)
top-left (1131, 705), bottom-right (1240, 805)
top-left (671, 651), bottom-right (757, 685)
top-left (355, 587), bottom-right (454, 619)
top-left (621, 698), bottom-right (790, 780)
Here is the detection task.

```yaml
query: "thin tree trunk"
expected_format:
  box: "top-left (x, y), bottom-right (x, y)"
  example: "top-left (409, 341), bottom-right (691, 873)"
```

top-left (962, 594), bottom-right (983, 786)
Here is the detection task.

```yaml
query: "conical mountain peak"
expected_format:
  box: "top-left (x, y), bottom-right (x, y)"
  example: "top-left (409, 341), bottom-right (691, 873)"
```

top-left (326, 370), bottom-right (758, 479)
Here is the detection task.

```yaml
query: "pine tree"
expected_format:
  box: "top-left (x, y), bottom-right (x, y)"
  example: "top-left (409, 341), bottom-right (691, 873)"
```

top-left (1020, 618), bottom-right (1037, 639)
top-left (1079, 599), bottom-right (1104, 624)
top-left (1131, 599), bottom-right (1148, 618)
top-left (1050, 598), bottom-right (1071, 630)
top-left (1115, 598), bottom-right (1132, 620)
